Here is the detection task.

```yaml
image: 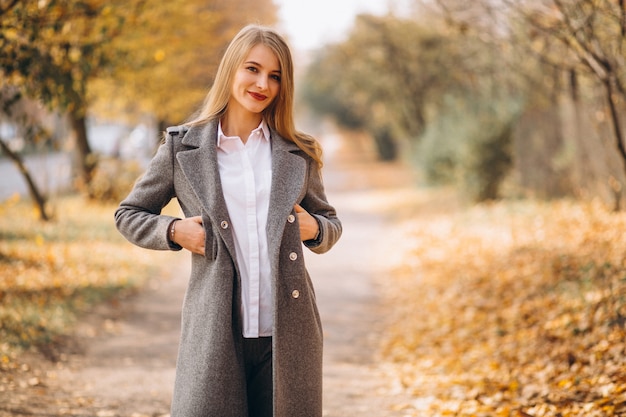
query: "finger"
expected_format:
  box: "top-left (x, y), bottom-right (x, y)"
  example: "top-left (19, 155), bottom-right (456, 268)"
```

top-left (190, 216), bottom-right (203, 225)
top-left (294, 204), bottom-right (305, 213)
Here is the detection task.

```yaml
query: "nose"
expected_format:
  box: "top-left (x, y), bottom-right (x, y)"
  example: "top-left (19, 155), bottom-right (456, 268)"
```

top-left (256, 76), bottom-right (268, 90)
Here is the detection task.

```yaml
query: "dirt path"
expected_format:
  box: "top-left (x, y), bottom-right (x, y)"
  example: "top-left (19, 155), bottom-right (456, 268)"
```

top-left (306, 135), bottom-right (420, 416)
top-left (3, 135), bottom-right (417, 417)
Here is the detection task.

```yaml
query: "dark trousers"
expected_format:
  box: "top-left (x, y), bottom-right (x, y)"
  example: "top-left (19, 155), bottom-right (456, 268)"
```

top-left (243, 336), bottom-right (273, 417)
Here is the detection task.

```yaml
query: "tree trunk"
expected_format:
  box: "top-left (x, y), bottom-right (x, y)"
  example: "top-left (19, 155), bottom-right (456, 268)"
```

top-left (605, 76), bottom-right (626, 192)
top-left (372, 125), bottom-right (398, 161)
top-left (0, 138), bottom-right (49, 221)
top-left (69, 108), bottom-right (95, 189)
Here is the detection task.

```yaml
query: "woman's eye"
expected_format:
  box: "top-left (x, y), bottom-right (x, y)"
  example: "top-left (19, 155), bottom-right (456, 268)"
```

top-left (246, 66), bottom-right (258, 73)
top-left (271, 74), bottom-right (281, 82)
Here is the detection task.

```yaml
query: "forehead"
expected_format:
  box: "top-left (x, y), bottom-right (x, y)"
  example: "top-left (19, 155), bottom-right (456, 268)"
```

top-left (244, 44), bottom-right (280, 72)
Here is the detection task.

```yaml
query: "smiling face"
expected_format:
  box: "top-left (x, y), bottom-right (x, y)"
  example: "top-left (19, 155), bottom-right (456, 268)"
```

top-left (228, 43), bottom-right (281, 117)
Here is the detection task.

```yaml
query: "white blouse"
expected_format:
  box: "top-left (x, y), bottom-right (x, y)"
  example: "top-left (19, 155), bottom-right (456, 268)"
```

top-left (217, 120), bottom-right (273, 338)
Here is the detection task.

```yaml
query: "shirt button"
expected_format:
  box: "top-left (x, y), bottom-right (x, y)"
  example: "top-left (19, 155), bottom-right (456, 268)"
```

top-left (289, 252), bottom-right (298, 261)
top-left (292, 290), bottom-right (300, 299)
top-left (287, 214), bottom-right (295, 223)
top-left (220, 220), bottom-right (229, 229)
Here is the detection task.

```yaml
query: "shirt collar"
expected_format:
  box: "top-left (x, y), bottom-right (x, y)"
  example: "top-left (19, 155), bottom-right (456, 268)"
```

top-left (217, 119), bottom-right (270, 150)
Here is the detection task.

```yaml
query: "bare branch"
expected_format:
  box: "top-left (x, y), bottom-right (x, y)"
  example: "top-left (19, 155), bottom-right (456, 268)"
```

top-left (519, 0), bottom-right (611, 83)
top-left (618, 0), bottom-right (626, 59)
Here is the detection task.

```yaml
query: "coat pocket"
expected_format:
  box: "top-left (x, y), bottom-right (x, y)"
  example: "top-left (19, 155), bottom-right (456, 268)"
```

top-left (201, 212), bottom-right (218, 261)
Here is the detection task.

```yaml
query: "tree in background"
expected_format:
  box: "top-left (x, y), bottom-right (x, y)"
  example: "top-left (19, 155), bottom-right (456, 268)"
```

top-left (426, 0), bottom-right (626, 205)
top-left (0, 87), bottom-right (51, 220)
top-left (303, 11), bottom-right (519, 201)
top-left (303, 14), bottom-right (463, 162)
top-left (304, 0), bottom-right (626, 204)
top-left (0, 0), bottom-right (143, 189)
top-left (0, 0), bottom-right (277, 201)
top-left (513, 0), bottom-right (626, 205)
top-left (90, 0), bottom-right (277, 129)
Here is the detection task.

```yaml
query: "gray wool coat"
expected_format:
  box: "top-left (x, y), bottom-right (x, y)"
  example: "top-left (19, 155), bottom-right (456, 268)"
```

top-left (114, 120), bottom-right (342, 417)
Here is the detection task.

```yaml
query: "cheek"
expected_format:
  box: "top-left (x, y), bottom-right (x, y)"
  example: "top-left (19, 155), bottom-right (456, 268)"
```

top-left (233, 71), bottom-right (251, 89)
top-left (270, 83), bottom-right (281, 99)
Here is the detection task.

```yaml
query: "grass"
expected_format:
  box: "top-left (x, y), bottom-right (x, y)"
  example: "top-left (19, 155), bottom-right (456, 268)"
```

top-left (0, 193), bottom-right (179, 360)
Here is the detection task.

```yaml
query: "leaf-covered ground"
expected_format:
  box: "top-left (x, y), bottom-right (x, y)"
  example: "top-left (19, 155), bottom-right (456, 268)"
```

top-left (0, 194), bottom-right (177, 399)
top-left (2, 148), bottom-right (626, 417)
top-left (380, 197), bottom-right (626, 416)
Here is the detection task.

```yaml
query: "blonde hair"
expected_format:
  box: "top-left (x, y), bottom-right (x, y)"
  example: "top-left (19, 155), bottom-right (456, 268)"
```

top-left (187, 24), bottom-right (322, 167)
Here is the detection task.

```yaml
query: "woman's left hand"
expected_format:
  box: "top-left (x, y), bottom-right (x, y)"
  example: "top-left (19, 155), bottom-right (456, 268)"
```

top-left (294, 204), bottom-right (319, 241)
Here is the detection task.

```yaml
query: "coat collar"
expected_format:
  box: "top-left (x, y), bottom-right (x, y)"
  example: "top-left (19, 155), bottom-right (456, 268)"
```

top-left (179, 119), bottom-right (300, 150)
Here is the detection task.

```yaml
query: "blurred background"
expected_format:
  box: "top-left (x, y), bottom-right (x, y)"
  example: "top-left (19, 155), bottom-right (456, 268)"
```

top-left (2, 0), bottom-right (626, 211)
top-left (2, 1), bottom-right (626, 416)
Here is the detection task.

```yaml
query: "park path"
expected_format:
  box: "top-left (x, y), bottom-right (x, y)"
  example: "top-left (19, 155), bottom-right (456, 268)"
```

top-left (43, 133), bottom-right (416, 416)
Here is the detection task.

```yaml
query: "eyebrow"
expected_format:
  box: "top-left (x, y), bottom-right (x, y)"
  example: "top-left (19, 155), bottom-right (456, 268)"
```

top-left (244, 60), bottom-right (281, 74)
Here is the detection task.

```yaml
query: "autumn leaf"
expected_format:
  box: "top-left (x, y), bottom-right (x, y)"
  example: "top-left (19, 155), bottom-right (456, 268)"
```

top-left (380, 198), bottom-right (626, 417)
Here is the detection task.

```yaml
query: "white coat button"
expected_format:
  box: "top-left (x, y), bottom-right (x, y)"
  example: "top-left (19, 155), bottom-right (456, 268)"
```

top-left (289, 252), bottom-right (298, 261)
top-left (220, 220), bottom-right (229, 229)
top-left (287, 214), bottom-right (295, 223)
top-left (292, 290), bottom-right (300, 299)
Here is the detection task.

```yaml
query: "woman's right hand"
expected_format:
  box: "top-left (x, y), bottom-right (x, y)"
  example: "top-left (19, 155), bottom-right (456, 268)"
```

top-left (172, 216), bottom-right (206, 255)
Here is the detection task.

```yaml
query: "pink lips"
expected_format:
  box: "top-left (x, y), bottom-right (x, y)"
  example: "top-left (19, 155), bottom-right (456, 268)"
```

top-left (249, 91), bottom-right (267, 101)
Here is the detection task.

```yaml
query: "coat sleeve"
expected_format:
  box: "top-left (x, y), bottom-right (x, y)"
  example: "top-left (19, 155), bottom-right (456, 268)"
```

top-left (114, 133), bottom-right (182, 251)
top-left (301, 160), bottom-right (342, 254)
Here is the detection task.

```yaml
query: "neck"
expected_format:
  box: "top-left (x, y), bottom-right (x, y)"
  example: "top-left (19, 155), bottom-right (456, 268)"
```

top-left (221, 108), bottom-right (262, 141)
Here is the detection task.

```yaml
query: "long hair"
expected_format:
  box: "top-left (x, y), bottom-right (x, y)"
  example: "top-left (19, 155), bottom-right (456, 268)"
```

top-left (187, 24), bottom-right (322, 167)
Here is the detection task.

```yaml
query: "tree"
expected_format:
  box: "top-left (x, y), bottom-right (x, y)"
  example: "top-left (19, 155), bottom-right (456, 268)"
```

top-left (1, 0), bottom-right (278, 197)
top-left (513, 0), bottom-right (626, 183)
top-left (303, 14), bottom-right (464, 161)
top-left (89, 0), bottom-right (278, 129)
top-left (424, 0), bottom-right (626, 203)
top-left (0, 0), bottom-right (144, 189)
top-left (0, 87), bottom-right (50, 220)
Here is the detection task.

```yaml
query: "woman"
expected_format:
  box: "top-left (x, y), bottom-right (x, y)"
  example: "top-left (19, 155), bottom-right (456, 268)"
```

top-left (114, 24), bottom-right (342, 417)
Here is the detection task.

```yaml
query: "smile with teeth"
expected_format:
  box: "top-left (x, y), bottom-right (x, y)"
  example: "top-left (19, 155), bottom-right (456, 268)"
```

top-left (249, 91), bottom-right (267, 101)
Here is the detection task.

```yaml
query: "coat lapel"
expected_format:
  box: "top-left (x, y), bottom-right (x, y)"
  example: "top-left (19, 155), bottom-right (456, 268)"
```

top-left (175, 122), bottom-right (306, 270)
top-left (266, 130), bottom-right (307, 259)
top-left (176, 121), bottom-right (238, 262)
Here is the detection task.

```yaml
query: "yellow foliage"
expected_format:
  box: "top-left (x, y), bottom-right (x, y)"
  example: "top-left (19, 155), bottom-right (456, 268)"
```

top-left (153, 49), bottom-right (165, 62)
top-left (89, 0), bottom-right (278, 124)
top-left (381, 197), bottom-right (626, 416)
top-left (0, 195), bottom-right (177, 353)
